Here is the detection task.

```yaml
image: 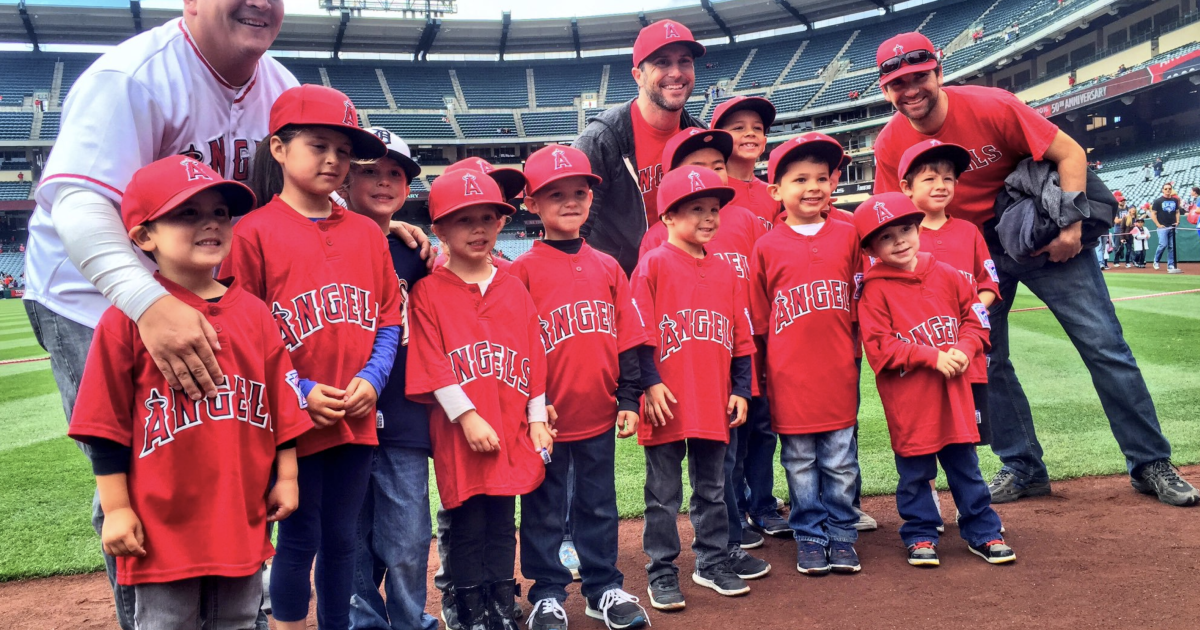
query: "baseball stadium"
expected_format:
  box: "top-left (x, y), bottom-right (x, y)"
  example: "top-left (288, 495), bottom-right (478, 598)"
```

top-left (1, 0), bottom-right (1199, 628)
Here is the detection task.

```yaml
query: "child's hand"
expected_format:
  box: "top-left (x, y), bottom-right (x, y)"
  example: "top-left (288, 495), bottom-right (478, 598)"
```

top-left (946, 348), bottom-right (970, 374)
top-left (306, 383), bottom-right (346, 427)
top-left (459, 410), bottom-right (500, 453)
top-left (101, 507), bottom-right (146, 558)
top-left (616, 410), bottom-right (640, 438)
top-left (935, 351), bottom-right (968, 379)
top-left (343, 377), bottom-right (378, 419)
top-left (644, 384), bottom-right (676, 427)
top-left (530, 421), bottom-right (554, 455)
top-left (727, 395), bottom-right (749, 428)
top-left (266, 477), bottom-right (299, 523)
top-left (546, 404), bottom-right (559, 427)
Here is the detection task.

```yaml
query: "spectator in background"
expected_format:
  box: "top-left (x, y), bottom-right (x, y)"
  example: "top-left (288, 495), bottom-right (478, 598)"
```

top-left (19, 243), bottom-right (25, 253)
top-left (1154, 157), bottom-right (1164, 177)
top-left (1013, 22), bottom-right (1020, 40)
top-left (935, 47), bottom-right (945, 61)
top-left (1068, 74), bottom-right (1076, 87)
top-left (1118, 64), bottom-right (1127, 73)
top-left (1141, 164), bottom-right (1152, 182)
top-left (1151, 182), bottom-right (1183, 273)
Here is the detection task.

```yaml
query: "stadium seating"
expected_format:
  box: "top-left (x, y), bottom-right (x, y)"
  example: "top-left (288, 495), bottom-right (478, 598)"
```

top-left (738, 43), bottom-right (798, 89)
top-left (382, 65), bottom-right (455, 109)
top-left (40, 111), bottom-right (61, 139)
top-left (604, 73), bottom-right (640, 104)
top-left (519, 111), bottom-right (578, 137)
top-left (0, 54), bottom-right (56, 103)
top-left (0, 182), bottom-right (32, 201)
top-left (58, 54), bottom-right (100, 101)
top-left (409, 177), bottom-right (428, 192)
top-left (841, 15), bottom-right (928, 72)
top-left (684, 99), bottom-right (705, 119)
top-left (278, 59), bottom-right (326, 87)
top-left (782, 33), bottom-right (847, 84)
top-left (325, 64), bottom-right (389, 108)
top-left (0, 158), bottom-right (31, 171)
top-left (456, 113), bottom-right (517, 138)
top-left (1092, 139), bottom-right (1200, 205)
top-left (492, 236), bottom-right (535, 260)
top-left (534, 63), bottom-right (604, 107)
top-left (694, 47), bottom-right (752, 91)
top-left (808, 73), bottom-right (878, 110)
top-left (979, 0), bottom-right (1044, 34)
top-left (455, 66), bottom-right (529, 108)
top-left (770, 84), bottom-right (821, 113)
top-left (0, 113), bottom-right (34, 141)
top-left (367, 113), bottom-right (456, 139)
top-left (922, 0), bottom-right (986, 49)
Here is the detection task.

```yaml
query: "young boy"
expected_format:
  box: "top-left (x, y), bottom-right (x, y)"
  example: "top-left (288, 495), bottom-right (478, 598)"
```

top-left (512, 144), bottom-right (651, 630)
top-left (639, 128), bottom-right (778, 571)
top-left (898, 139), bottom-right (999, 446)
top-left (854, 192), bottom-right (1015, 568)
top-left (710, 95), bottom-right (779, 227)
top-left (68, 156), bottom-right (312, 628)
top-left (343, 128), bottom-right (439, 630)
top-left (632, 165), bottom-right (756, 611)
top-left (1132, 217), bottom-right (1149, 267)
top-left (749, 134), bottom-right (864, 576)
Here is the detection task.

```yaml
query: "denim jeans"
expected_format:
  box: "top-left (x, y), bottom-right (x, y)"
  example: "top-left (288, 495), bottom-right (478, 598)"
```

top-left (740, 396), bottom-right (779, 520)
top-left (986, 237), bottom-right (1172, 480)
top-left (723, 420), bottom-right (749, 545)
top-left (521, 430), bottom-right (623, 603)
top-left (350, 446), bottom-right (439, 630)
top-left (25, 300), bottom-right (137, 630)
top-left (1154, 226), bottom-right (1177, 267)
top-left (894, 444), bottom-right (1003, 548)
top-left (1094, 241), bottom-right (1106, 266)
top-left (779, 427), bottom-right (859, 546)
top-left (134, 570), bottom-right (261, 630)
top-left (643, 439), bottom-right (728, 580)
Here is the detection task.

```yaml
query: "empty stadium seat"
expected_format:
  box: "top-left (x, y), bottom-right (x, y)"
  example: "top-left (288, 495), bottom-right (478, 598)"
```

top-left (808, 74), bottom-right (878, 110)
top-left (0, 54), bottom-right (56, 103)
top-left (738, 44), bottom-right (798, 88)
top-left (605, 74), bottom-right (640, 104)
top-left (325, 64), bottom-right (389, 108)
top-left (277, 59), bottom-right (326, 87)
top-left (0, 113), bottom-right (34, 141)
top-left (58, 54), bottom-right (101, 101)
top-left (694, 47), bottom-right (751, 91)
top-left (534, 64), bottom-right (604, 107)
top-left (367, 113), bottom-right (456, 139)
top-left (922, 1), bottom-right (986, 49)
top-left (0, 182), bottom-right (32, 201)
top-left (842, 14), bottom-right (928, 72)
top-left (783, 33), bottom-right (848, 83)
top-left (382, 65), bottom-right (455, 109)
top-left (455, 66), bottom-right (529, 108)
top-left (770, 84), bottom-right (821, 114)
top-left (40, 111), bottom-right (61, 139)
top-left (520, 111), bottom-right (577, 137)
top-left (456, 113), bottom-right (517, 138)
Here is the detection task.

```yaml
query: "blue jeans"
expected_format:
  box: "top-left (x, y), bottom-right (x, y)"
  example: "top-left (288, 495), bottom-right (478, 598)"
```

top-left (779, 427), bottom-right (859, 546)
top-left (740, 396), bottom-right (779, 520)
top-left (350, 446), bottom-right (438, 630)
top-left (986, 238), bottom-right (1171, 480)
top-left (521, 429), bottom-right (623, 603)
top-left (1154, 226), bottom-right (1177, 267)
top-left (894, 444), bottom-right (1003, 548)
top-left (643, 439), bottom-right (728, 580)
top-left (723, 418), bottom-right (749, 545)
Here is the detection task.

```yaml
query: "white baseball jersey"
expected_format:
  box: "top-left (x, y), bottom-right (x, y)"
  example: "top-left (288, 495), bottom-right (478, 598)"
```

top-left (24, 17), bottom-right (298, 328)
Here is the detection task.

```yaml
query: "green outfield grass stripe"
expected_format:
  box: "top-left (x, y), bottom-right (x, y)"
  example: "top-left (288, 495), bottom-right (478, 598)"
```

top-left (0, 370), bottom-right (61, 404)
top-left (0, 340), bottom-right (46, 362)
top-left (0, 361), bottom-right (53, 378)
top-left (0, 393), bottom-right (68, 453)
top-left (0, 331), bottom-right (37, 343)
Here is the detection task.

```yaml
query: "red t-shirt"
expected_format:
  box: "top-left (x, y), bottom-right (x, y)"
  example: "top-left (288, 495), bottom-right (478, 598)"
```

top-left (630, 242), bottom-right (755, 446)
top-left (749, 220), bottom-right (862, 435)
top-left (221, 197), bottom-right (403, 457)
top-left (631, 101), bottom-right (679, 228)
top-left (727, 176), bottom-right (780, 229)
top-left (68, 275), bottom-right (312, 585)
top-left (858, 254), bottom-right (991, 457)
top-left (405, 266), bottom-right (547, 509)
top-left (874, 86), bottom-right (1060, 227)
top-left (510, 241), bottom-right (648, 442)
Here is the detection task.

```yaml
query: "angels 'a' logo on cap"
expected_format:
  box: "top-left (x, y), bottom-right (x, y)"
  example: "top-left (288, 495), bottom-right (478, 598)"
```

top-left (928, 140), bottom-right (942, 146)
top-left (477, 160), bottom-right (494, 173)
top-left (180, 158), bottom-right (212, 182)
top-left (893, 44), bottom-right (904, 55)
top-left (551, 148), bottom-right (572, 170)
top-left (663, 21), bottom-right (680, 39)
top-left (372, 128), bottom-right (392, 144)
top-left (343, 100), bottom-right (357, 126)
top-left (462, 172), bottom-right (483, 196)
top-left (688, 170), bottom-right (706, 192)
top-left (874, 201), bottom-right (894, 222)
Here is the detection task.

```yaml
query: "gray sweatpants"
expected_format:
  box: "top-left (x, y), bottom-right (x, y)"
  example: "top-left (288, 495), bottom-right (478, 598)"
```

top-left (642, 438), bottom-right (729, 581)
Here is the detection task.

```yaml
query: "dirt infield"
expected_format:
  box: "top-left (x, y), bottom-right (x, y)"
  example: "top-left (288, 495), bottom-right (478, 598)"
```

top-left (3, 467), bottom-right (1198, 630)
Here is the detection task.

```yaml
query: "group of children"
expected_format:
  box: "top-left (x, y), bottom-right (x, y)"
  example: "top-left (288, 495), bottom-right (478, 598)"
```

top-left (66, 82), bottom-right (1016, 630)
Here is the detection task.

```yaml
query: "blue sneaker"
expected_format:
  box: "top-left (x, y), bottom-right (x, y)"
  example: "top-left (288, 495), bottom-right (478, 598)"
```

top-left (559, 539), bottom-right (581, 581)
top-left (746, 512), bottom-right (790, 537)
top-left (829, 541), bottom-right (861, 573)
top-left (795, 542), bottom-right (830, 576)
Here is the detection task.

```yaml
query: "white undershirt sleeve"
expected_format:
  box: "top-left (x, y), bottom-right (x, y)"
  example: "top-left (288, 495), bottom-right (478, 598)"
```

top-left (52, 184), bottom-right (167, 323)
top-left (434, 385), bottom-right (476, 423)
top-left (527, 393), bottom-right (548, 424)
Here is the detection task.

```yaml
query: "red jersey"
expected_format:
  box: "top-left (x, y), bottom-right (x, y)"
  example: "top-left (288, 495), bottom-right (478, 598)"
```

top-left (858, 253), bottom-right (991, 457)
top-left (874, 86), bottom-right (1059, 227)
top-left (630, 242), bottom-right (756, 446)
top-left (68, 275), bottom-right (312, 585)
top-left (727, 176), bottom-right (779, 229)
top-left (632, 101), bottom-right (677, 227)
top-left (434, 252), bottom-right (513, 272)
top-left (919, 216), bottom-right (1000, 383)
top-left (406, 266), bottom-right (547, 508)
top-left (749, 220), bottom-right (862, 435)
top-left (221, 197), bottom-right (402, 457)
top-left (510, 241), bottom-right (648, 442)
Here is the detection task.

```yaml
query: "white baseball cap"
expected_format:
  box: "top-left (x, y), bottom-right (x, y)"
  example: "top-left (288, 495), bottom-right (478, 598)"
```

top-left (364, 127), bottom-right (422, 182)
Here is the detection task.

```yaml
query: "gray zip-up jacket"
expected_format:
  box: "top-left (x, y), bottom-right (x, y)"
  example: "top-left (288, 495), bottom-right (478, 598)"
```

top-left (573, 99), bottom-right (705, 276)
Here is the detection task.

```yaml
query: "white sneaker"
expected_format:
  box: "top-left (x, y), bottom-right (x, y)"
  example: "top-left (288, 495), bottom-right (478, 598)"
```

top-left (1125, 263), bottom-right (1132, 268)
top-left (1153, 262), bottom-right (1160, 270)
top-left (1169, 267), bottom-right (1183, 274)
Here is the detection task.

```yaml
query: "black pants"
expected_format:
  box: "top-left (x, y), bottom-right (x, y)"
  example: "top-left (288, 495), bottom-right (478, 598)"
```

top-left (1133, 250), bottom-right (1146, 266)
top-left (447, 495), bottom-right (517, 586)
top-left (972, 383), bottom-right (992, 446)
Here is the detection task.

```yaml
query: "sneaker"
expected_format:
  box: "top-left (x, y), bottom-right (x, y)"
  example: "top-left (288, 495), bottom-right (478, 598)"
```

top-left (526, 598), bottom-right (568, 630)
top-left (932, 487), bottom-right (944, 533)
top-left (441, 588), bottom-right (463, 630)
top-left (852, 506), bottom-right (878, 532)
top-left (907, 542), bottom-right (940, 567)
top-left (1153, 262), bottom-right (1160, 270)
top-left (969, 539), bottom-right (1016, 564)
top-left (559, 539), bottom-right (581, 581)
top-left (585, 589), bottom-right (648, 630)
top-left (1130, 460), bottom-right (1200, 506)
top-left (726, 545), bottom-right (772, 579)
top-left (691, 561), bottom-right (750, 596)
top-left (1169, 267), bottom-right (1184, 274)
top-left (828, 541), bottom-right (861, 573)
top-left (746, 512), bottom-right (791, 537)
top-left (988, 468), bottom-right (1051, 504)
top-left (646, 574), bottom-right (685, 611)
top-left (795, 541), bottom-right (831, 575)
top-left (954, 510), bottom-right (1005, 533)
top-left (739, 527), bottom-right (765, 550)
top-left (1125, 263), bottom-right (1132, 268)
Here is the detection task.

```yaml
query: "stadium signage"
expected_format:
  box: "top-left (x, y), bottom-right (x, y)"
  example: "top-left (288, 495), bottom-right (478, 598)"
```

top-left (1153, 47), bottom-right (1200, 82)
top-left (833, 181), bottom-right (874, 196)
top-left (1034, 69), bottom-right (1152, 118)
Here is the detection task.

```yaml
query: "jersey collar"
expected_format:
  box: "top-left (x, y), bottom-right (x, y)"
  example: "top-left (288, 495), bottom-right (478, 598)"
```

top-left (177, 18), bottom-right (260, 102)
top-left (529, 239), bottom-right (592, 258)
top-left (662, 241), bottom-right (711, 266)
top-left (155, 271), bottom-right (242, 310)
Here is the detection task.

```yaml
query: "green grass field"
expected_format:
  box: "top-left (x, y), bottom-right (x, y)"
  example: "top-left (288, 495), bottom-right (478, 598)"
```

top-left (2, 273), bottom-right (1199, 581)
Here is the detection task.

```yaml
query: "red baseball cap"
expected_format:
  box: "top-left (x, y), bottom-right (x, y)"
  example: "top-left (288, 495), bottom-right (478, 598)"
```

top-left (444, 157), bottom-right (526, 200)
top-left (877, 32), bottom-right (939, 87)
top-left (897, 139), bottom-right (972, 181)
top-left (633, 19), bottom-right (705, 67)
top-left (269, 84), bottom-right (386, 160)
top-left (121, 156), bottom-right (255, 232)
top-left (428, 164), bottom-right (516, 223)
top-left (767, 133), bottom-right (847, 184)
top-left (710, 95), bottom-right (777, 129)
top-left (656, 165), bottom-right (735, 217)
top-left (853, 192), bottom-right (924, 247)
top-left (662, 128), bottom-right (734, 172)
top-left (523, 145), bottom-right (601, 196)
top-left (1113, 190), bottom-right (1126, 202)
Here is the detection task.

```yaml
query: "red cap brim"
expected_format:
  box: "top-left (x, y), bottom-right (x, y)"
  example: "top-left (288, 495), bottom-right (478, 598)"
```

top-left (140, 180), bottom-right (257, 227)
top-left (526, 172), bottom-right (602, 197)
top-left (660, 186), bottom-right (736, 217)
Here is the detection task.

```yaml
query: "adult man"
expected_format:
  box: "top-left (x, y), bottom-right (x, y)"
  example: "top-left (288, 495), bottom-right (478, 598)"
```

top-left (23, 2), bottom-right (426, 627)
top-left (1150, 182), bottom-right (1184, 273)
top-left (871, 32), bottom-right (1198, 508)
top-left (574, 19), bottom-right (705, 276)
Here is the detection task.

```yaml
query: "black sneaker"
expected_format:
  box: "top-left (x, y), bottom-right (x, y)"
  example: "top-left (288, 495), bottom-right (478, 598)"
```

top-left (739, 527), bottom-right (765, 550)
top-left (907, 542), bottom-right (939, 567)
top-left (988, 468), bottom-right (1051, 504)
top-left (526, 598), bottom-right (568, 630)
top-left (726, 545), bottom-right (772, 579)
top-left (1131, 460), bottom-right (1200, 506)
top-left (585, 588), bottom-right (649, 629)
top-left (646, 574), bottom-right (685, 611)
top-left (828, 541), bottom-right (861, 573)
top-left (441, 588), bottom-right (463, 630)
top-left (692, 561), bottom-right (750, 596)
top-left (746, 512), bottom-right (791, 537)
top-left (969, 539), bottom-right (1016, 564)
top-left (795, 541), bottom-right (830, 576)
